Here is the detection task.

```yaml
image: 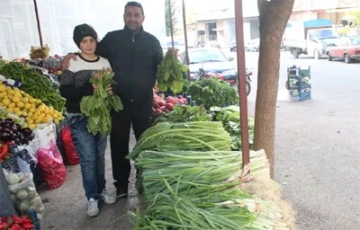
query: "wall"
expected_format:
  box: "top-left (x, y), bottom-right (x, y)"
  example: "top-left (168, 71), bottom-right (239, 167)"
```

top-left (0, 0), bottom-right (166, 60)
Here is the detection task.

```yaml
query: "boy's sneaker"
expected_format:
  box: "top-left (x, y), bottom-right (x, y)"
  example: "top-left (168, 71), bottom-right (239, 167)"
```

top-left (116, 187), bottom-right (128, 199)
top-left (87, 198), bottom-right (99, 217)
top-left (100, 188), bottom-right (116, 204)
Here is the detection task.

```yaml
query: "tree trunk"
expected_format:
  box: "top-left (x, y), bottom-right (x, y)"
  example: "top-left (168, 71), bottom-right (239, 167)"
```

top-left (254, 0), bottom-right (294, 178)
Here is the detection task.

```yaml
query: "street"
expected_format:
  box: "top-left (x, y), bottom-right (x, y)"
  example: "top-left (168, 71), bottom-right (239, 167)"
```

top-left (240, 51), bottom-right (360, 230)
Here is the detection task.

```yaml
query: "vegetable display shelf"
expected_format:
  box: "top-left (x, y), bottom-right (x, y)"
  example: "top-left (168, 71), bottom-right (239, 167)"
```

top-left (286, 65), bottom-right (311, 101)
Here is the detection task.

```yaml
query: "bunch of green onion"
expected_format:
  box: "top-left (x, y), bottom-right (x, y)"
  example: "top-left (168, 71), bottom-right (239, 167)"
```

top-left (128, 121), bottom-right (232, 159)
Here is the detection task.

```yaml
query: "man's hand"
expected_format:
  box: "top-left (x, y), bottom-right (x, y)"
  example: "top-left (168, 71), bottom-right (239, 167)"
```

top-left (62, 53), bottom-right (77, 69)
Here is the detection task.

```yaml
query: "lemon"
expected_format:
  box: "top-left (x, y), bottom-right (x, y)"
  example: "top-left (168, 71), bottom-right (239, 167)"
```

top-left (1, 98), bottom-right (10, 106)
top-left (8, 102), bottom-right (16, 108)
top-left (12, 96), bottom-right (21, 103)
top-left (42, 114), bottom-right (52, 123)
top-left (15, 110), bottom-right (22, 117)
top-left (37, 104), bottom-right (46, 112)
top-left (17, 102), bottom-right (25, 108)
top-left (13, 107), bottom-right (21, 113)
top-left (0, 84), bottom-right (5, 92)
top-left (24, 103), bottom-right (31, 110)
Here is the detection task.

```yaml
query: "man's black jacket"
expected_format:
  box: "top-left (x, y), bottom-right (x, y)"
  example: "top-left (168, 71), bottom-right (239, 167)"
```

top-left (97, 26), bottom-right (163, 105)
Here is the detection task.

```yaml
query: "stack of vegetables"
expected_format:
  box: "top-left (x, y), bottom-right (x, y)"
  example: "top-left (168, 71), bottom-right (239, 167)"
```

top-left (185, 77), bottom-right (239, 109)
top-left (127, 120), bottom-right (232, 193)
top-left (127, 119), bottom-right (295, 229)
top-left (153, 104), bottom-right (212, 124)
top-left (211, 105), bottom-right (255, 150)
top-left (0, 81), bottom-right (63, 129)
top-left (0, 215), bottom-right (35, 230)
top-left (0, 62), bottom-right (65, 113)
top-left (0, 116), bottom-right (35, 163)
top-left (151, 104), bottom-right (254, 150)
top-left (128, 121), bottom-right (232, 159)
top-left (152, 93), bottom-right (188, 115)
top-left (0, 60), bottom-right (65, 182)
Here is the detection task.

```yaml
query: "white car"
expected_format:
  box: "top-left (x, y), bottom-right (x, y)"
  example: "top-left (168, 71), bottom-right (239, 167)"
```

top-left (245, 38), bottom-right (260, 52)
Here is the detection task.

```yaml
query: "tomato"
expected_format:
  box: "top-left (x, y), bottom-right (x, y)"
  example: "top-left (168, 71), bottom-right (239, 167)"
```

top-left (165, 103), bottom-right (174, 111)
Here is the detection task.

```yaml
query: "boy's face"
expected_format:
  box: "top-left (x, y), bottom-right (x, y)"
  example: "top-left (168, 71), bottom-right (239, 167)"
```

top-left (123, 6), bottom-right (144, 32)
top-left (79, 36), bottom-right (96, 55)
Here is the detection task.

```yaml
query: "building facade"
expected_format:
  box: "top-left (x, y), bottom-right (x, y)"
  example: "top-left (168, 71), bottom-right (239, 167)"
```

top-left (188, 0), bottom-right (360, 50)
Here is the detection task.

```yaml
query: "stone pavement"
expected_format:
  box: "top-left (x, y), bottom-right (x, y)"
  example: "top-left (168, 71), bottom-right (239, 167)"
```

top-left (38, 134), bottom-right (138, 230)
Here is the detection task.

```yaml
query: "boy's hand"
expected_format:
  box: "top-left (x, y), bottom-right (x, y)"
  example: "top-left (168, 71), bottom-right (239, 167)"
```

top-left (92, 84), bottom-right (113, 95)
top-left (105, 84), bottom-right (113, 95)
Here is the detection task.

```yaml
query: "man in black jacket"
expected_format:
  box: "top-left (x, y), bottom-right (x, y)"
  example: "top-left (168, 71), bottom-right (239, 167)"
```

top-left (63, 1), bottom-right (163, 198)
top-left (97, 1), bottom-right (163, 198)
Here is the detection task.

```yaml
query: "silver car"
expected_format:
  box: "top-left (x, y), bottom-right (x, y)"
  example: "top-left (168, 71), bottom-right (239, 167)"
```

top-left (179, 47), bottom-right (237, 82)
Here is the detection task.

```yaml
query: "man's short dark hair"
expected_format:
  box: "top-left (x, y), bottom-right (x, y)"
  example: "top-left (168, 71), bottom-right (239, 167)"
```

top-left (125, 1), bottom-right (144, 15)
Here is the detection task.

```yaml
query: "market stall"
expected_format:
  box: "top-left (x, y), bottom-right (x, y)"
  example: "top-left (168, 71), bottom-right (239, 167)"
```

top-left (119, 0), bottom-right (296, 228)
top-left (0, 58), bottom-right (68, 229)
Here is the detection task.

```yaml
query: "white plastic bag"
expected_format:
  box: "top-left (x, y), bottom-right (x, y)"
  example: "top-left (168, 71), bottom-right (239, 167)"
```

top-left (3, 168), bottom-right (45, 220)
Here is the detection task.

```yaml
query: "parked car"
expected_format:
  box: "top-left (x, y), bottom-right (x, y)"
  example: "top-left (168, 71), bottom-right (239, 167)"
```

top-left (326, 36), bottom-right (360, 63)
top-left (229, 38), bottom-right (260, 52)
top-left (245, 38), bottom-right (260, 52)
top-left (161, 40), bottom-right (185, 54)
top-left (230, 41), bottom-right (237, 52)
top-left (178, 47), bottom-right (237, 82)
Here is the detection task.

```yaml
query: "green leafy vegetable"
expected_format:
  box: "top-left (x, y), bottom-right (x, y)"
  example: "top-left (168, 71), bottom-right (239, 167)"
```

top-left (80, 69), bottom-right (123, 136)
top-left (187, 77), bottom-right (238, 109)
top-left (153, 105), bottom-right (212, 124)
top-left (211, 105), bottom-right (255, 150)
top-left (157, 48), bottom-right (188, 94)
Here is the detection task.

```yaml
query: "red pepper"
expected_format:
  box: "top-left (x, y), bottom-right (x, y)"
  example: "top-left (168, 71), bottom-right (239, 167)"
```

top-left (0, 221), bottom-right (9, 229)
top-left (0, 144), bottom-right (9, 159)
top-left (21, 222), bottom-right (34, 229)
top-left (10, 223), bottom-right (25, 230)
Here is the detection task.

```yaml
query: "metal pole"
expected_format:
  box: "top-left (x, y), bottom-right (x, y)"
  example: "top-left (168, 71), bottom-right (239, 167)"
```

top-left (168, 0), bottom-right (174, 48)
top-left (33, 0), bottom-right (43, 46)
top-left (181, 0), bottom-right (190, 81)
top-left (234, 0), bottom-right (250, 167)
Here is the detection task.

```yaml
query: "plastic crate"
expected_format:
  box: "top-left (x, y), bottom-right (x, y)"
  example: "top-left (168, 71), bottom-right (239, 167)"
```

top-left (1, 148), bottom-right (44, 187)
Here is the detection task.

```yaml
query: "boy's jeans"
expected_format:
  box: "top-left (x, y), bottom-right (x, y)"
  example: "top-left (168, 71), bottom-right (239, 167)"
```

top-left (68, 114), bottom-right (107, 200)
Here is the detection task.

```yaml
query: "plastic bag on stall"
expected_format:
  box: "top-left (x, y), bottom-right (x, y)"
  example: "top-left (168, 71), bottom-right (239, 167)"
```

top-left (2, 168), bottom-right (45, 220)
top-left (33, 122), bottom-right (56, 148)
top-left (15, 135), bottom-right (40, 165)
top-left (61, 126), bottom-right (80, 165)
top-left (36, 140), bottom-right (67, 190)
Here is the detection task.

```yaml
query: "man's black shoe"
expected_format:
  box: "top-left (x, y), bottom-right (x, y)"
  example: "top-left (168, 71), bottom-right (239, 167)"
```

top-left (116, 187), bottom-right (128, 198)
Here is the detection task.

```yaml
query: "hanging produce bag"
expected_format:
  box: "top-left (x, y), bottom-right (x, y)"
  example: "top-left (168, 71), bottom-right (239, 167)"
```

top-left (36, 140), bottom-right (66, 190)
top-left (2, 169), bottom-right (45, 220)
top-left (60, 126), bottom-right (80, 165)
